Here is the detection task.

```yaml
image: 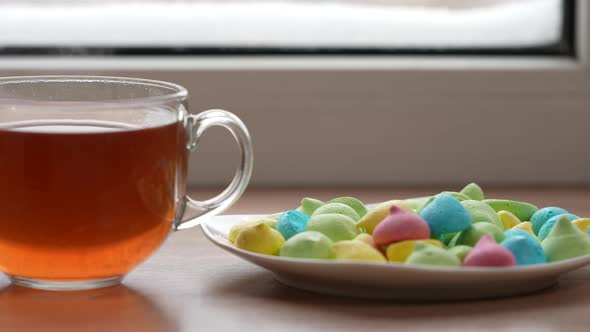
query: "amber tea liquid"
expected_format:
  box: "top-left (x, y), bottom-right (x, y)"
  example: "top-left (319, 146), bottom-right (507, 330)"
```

top-left (0, 116), bottom-right (187, 280)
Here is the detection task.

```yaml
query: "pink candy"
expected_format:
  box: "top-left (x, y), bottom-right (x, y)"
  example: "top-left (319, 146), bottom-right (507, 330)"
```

top-left (372, 205), bottom-right (431, 246)
top-left (464, 235), bottom-right (516, 267)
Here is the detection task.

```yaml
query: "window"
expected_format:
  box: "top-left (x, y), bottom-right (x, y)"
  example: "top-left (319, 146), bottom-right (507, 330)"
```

top-left (0, 1), bottom-right (588, 186)
top-left (0, 0), bottom-right (575, 56)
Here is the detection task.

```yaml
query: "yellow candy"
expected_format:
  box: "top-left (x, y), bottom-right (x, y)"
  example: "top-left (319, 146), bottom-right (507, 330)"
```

top-left (498, 210), bottom-right (521, 230)
top-left (386, 239), bottom-right (443, 263)
top-left (512, 222), bottom-right (540, 242)
top-left (356, 200), bottom-right (413, 234)
top-left (229, 218), bottom-right (277, 243)
top-left (573, 218), bottom-right (590, 235)
top-left (354, 233), bottom-right (377, 248)
top-left (333, 241), bottom-right (386, 262)
top-left (234, 223), bottom-right (285, 255)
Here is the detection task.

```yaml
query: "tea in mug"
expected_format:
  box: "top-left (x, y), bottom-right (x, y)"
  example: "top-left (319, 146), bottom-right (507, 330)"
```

top-left (0, 115), bottom-right (187, 280)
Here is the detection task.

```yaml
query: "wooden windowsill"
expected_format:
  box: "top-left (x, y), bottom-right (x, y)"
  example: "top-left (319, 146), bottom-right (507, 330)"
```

top-left (1, 186), bottom-right (589, 331)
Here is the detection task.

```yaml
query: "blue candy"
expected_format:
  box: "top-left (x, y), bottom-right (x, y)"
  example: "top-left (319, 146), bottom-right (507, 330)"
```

top-left (538, 213), bottom-right (580, 240)
top-left (501, 234), bottom-right (546, 265)
top-left (276, 210), bottom-right (310, 240)
top-left (419, 194), bottom-right (472, 235)
top-left (531, 207), bottom-right (569, 235)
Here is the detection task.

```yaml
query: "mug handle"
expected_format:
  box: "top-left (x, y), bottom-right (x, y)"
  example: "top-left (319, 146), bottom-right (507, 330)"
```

top-left (175, 109), bottom-right (253, 230)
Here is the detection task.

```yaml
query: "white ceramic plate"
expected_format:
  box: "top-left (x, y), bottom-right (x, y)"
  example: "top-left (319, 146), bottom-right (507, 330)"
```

top-left (201, 214), bottom-right (590, 300)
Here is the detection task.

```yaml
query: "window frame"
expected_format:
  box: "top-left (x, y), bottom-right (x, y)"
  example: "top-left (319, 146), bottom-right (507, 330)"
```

top-left (0, 0), bottom-right (588, 186)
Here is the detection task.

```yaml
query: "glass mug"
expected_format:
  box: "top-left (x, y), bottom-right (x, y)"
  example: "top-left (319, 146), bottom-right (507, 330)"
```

top-left (0, 76), bottom-right (253, 290)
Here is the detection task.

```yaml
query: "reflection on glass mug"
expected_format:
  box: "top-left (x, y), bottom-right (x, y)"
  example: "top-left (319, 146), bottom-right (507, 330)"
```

top-left (0, 76), bottom-right (253, 290)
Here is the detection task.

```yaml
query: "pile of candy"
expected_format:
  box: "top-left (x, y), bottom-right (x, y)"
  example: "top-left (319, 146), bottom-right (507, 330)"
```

top-left (229, 183), bottom-right (590, 267)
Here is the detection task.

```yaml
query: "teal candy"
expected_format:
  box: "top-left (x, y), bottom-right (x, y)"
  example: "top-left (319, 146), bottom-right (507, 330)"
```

top-left (419, 194), bottom-right (472, 235)
top-left (538, 214), bottom-right (580, 240)
top-left (501, 235), bottom-right (546, 265)
top-left (531, 207), bottom-right (569, 235)
top-left (415, 196), bottom-right (436, 214)
top-left (505, 229), bottom-right (538, 242)
top-left (276, 210), bottom-right (310, 240)
top-left (416, 192), bottom-right (471, 214)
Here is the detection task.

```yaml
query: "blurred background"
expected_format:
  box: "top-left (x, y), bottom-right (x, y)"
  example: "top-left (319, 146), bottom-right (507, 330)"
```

top-left (0, 0), bottom-right (588, 187)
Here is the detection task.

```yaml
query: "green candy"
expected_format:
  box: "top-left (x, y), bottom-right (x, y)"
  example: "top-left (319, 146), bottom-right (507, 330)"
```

top-left (280, 231), bottom-right (335, 259)
top-left (448, 245), bottom-right (473, 263)
top-left (483, 199), bottom-right (538, 222)
top-left (402, 196), bottom-right (431, 211)
top-left (441, 191), bottom-right (472, 201)
top-left (431, 233), bottom-right (446, 242)
top-left (405, 243), bottom-right (461, 267)
top-left (448, 233), bottom-right (460, 247)
top-left (453, 222), bottom-right (505, 246)
top-left (306, 213), bottom-right (358, 242)
top-left (442, 232), bottom-right (459, 245)
top-left (460, 183), bottom-right (485, 201)
top-left (266, 212), bottom-right (284, 221)
top-left (300, 197), bottom-right (324, 216)
top-left (327, 197), bottom-right (368, 218)
top-left (312, 202), bottom-right (361, 222)
top-left (542, 216), bottom-right (590, 262)
top-left (461, 200), bottom-right (503, 229)
top-left (432, 232), bottom-right (458, 245)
